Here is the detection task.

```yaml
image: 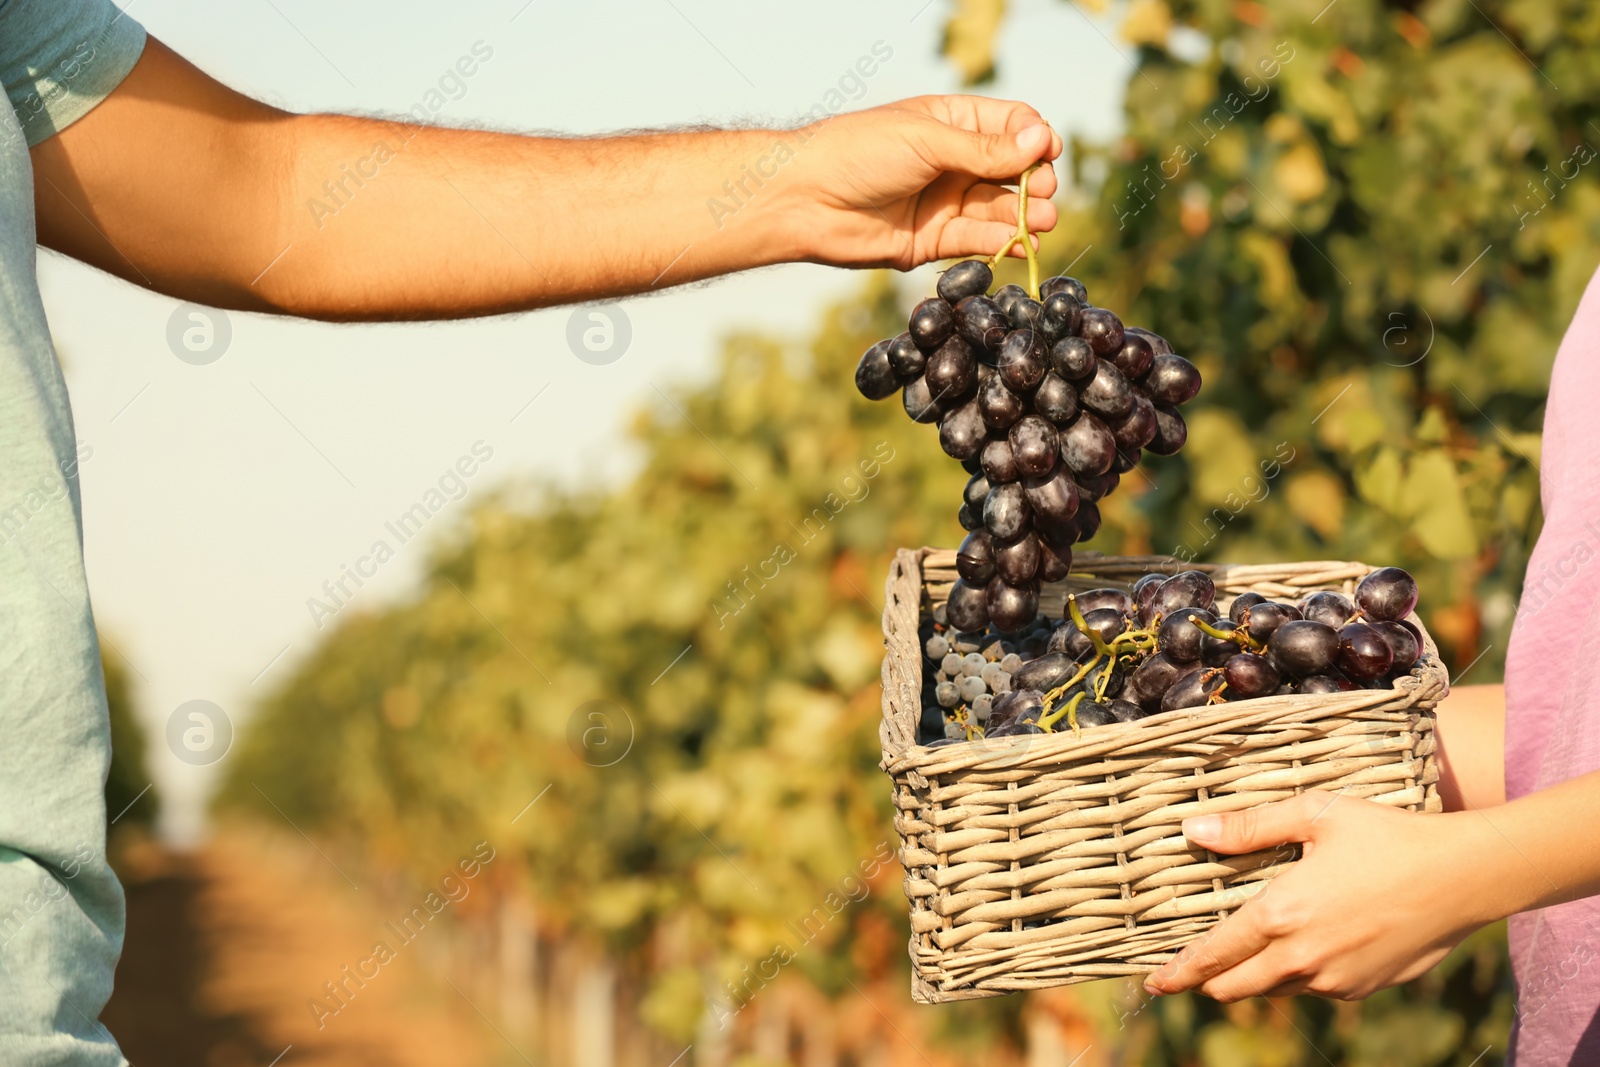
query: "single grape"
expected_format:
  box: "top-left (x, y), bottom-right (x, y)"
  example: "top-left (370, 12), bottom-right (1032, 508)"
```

top-left (958, 675), bottom-right (987, 702)
top-left (1049, 335), bottom-right (1096, 381)
top-left (980, 661), bottom-right (1006, 688)
top-left (1033, 511), bottom-right (1080, 551)
top-left (938, 398), bottom-right (987, 461)
top-left (919, 705), bottom-right (945, 736)
top-left (1022, 466), bottom-right (1081, 528)
top-left (995, 532), bottom-right (1042, 585)
top-left (994, 284), bottom-right (1027, 318)
top-left (1008, 296), bottom-right (1043, 331)
top-left (1076, 588), bottom-right (1134, 616)
top-left (1227, 591), bottom-right (1266, 624)
top-left (940, 652), bottom-right (963, 676)
top-left (1040, 276), bottom-right (1088, 303)
top-left (1336, 622), bottom-right (1394, 681)
top-left (963, 471), bottom-right (991, 511)
top-left (1074, 702), bottom-right (1118, 727)
top-left (1147, 404), bottom-right (1188, 455)
top-left (1079, 307), bottom-right (1125, 355)
top-left (956, 529), bottom-right (996, 584)
top-left (943, 719), bottom-right (965, 739)
top-left (979, 633), bottom-right (1007, 661)
top-left (938, 259), bottom-right (993, 303)
top-left (1009, 415), bottom-right (1059, 478)
top-left (1223, 652), bottom-right (1281, 698)
top-left (1124, 325), bottom-right (1173, 357)
top-left (1010, 651), bottom-right (1076, 692)
top-left (1037, 291), bottom-right (1083, 343)
top-left (960, 453), bottom-right (983, 475)
top-left (925, 337), bottom-right (977, 406)
top-left (1080, 606), bottom-right (1126, 647)
top-left (1076, 501), bottom-right (1102, 542)
top-left (902, 376), bottom-right (940, 423)
top-left (1132, 573), bottom-right (1164, 614)
top-left (1033, 372), bottom-right (1079, 427)
top-left (998, 329), bottom-right (1048, 393)
top-left (987, 719), bottom-right (1044, 737)
top-left (1355, 567), bottom-right (1419, 622)
top-left (946, 579), bottom-right (990, 632)
top-left (1112, 333), bottom-right (1154, 380)
top-left (1243, 601), bottom-right (1302, 644)
top-left (1083, 658), bottom-right (1125, 699)
top-left (1373, 620), bottom-right (1421, 675)
top-left (1267, 620), bottom-right (1341, 677)
top-left (925, 634), bottom-right (951, 661)
top-left (957, 502), bottom-right (982, 531)
top-left (888, 333), bottom-right (925, 381)
top-left (909, 298), bottom-right (955, 352)
top-left (1143, 353), bottom-right (1201, 405)
top-left (981, 436), bottom-right (1022, 484)
top-left (1038, 539), bottom-right (1072, 581)
top-left (1111, 394), bottom-right (1159, 451)
top-left (1079, 358), bottom-right (1135, 420)
top-left (1159, 608), bottom-right (1217, 663)
top-left (1076, 471), bottom-right (1118, 503)
top-left (935, 681), bottom-right (960, 708)
top-left (1110, 447), bottom-right (1141, 474)
top-left (1149, 571), bottom-right (1217, 621)
top-left (978, 374), bottom-right (1027, 433)
top-left (1298, 674), bottom-right (1357, 694)
top-left (971, 692), bottom-right (994, 722)
top-left (1162, 669), bottom-right (1224, 711)
top-left (1107, 699), bottom-right (1146, 723)
top-left (955, 295), bottom-right (1009, 359)
top-left (1301, 590), bottom-right (1356, 628)
top-left (987, 578), bottom-right (1041, 634)
top-left (983, 481), bottom-right (1031, 541)
top-left (1059, 412), bottom-right (1117, 477)
top-left (855, 339), bottom-right (899, 400)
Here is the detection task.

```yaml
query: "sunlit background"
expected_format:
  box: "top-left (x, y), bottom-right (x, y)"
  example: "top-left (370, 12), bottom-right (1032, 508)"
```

top-left (64, 0), bottom-right (1578, 1062)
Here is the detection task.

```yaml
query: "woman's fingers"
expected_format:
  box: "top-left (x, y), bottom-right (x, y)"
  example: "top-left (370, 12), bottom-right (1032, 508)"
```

top-left (1144, 900), bottom-right (1275, 994)
top-left (1183, 790), bottom-right (1334, 856)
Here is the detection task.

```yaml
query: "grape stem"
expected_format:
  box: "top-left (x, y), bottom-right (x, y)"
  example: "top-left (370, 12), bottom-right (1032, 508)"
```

top-left (1041, 652), bottom-right (1103, 717)
top-left (1039, 690), bottom-right (1085, 735)
top-left (1189, 612), bottom-right (1263, 652)
top-left (987, 162), bottom-right (1044, 299)
top-left (1066, 594), bottom-right (1111, 657)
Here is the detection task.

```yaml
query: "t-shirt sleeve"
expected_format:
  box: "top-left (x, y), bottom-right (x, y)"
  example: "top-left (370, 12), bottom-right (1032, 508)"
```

top-left (0, 0), bottom-right (147, 147)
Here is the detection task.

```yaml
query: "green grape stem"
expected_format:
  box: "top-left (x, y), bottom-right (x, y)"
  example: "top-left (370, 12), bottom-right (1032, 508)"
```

top-left (1067, 594), bottom-right (1112, 657)
top-left (987, 162), bottom-right (1043, 299)
top-left (1042, 652), bottom-right (1103, 716)
top-left (1190, 612), bottom-right (1262, 652)
top-left (1039, 690), bottom-right (1085, 735)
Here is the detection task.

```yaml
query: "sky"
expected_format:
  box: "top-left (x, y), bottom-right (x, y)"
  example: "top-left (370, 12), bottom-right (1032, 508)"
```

top-left (42, 0), bottom-right (1135, 840)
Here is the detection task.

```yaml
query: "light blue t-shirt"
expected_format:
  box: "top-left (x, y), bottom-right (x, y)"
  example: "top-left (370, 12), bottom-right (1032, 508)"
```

top-left (0, 2), bottom-right (146, 1063)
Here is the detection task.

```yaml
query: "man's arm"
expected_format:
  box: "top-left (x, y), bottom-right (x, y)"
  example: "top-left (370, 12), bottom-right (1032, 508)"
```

top-left (31, 38), bottom-right (1062, 321)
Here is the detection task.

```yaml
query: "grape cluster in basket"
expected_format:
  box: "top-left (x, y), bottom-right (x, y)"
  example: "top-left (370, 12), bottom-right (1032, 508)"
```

top-left (855, 257), bottom-right (1202, 631)
top-left (917, 566), bottom-right (1424, 747)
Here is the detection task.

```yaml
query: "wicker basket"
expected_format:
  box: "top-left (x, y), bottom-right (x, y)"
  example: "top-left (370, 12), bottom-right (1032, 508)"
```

top-left (878, 548), bottom-right (1446, 1003)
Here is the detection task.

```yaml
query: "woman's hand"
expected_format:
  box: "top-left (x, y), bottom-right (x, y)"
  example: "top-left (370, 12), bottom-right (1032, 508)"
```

top-left (1144, 791), bottom-right (1497, 1001)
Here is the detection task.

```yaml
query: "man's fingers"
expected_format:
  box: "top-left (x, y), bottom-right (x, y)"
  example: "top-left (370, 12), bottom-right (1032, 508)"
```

top-left (930, 219), bottom-right (1029, 262)
top-left (958, 184), bottom-right (1059, 231)
top-left (916, 118), bottom-right (1060, 184)
top-left (1183, 791), bottom-right (1330, 856)
top-left (1144, 907), bottom-right (1273, 995)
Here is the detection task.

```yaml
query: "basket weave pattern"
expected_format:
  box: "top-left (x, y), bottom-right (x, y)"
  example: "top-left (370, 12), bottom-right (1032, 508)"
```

top-left (878, 548), bottom-right (1446, 1003)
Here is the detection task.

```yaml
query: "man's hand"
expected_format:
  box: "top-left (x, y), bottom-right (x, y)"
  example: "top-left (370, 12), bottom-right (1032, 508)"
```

top-left (781, 95), bottom-right (1061, 270)
top-left (1143, 792), bottom-right (1493, 1001)
top-left (33, 38), bottom-right (1061, 321)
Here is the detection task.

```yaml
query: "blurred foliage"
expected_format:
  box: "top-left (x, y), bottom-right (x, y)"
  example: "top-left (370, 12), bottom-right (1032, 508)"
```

top-left (208, 0), bottom-right (1600, 1060)
top-left (103, 644), bottom-right (157, 831)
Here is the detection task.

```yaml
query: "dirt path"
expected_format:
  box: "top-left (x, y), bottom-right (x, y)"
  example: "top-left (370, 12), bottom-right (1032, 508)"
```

top-left (103, 830), bottom-right (495, 1067)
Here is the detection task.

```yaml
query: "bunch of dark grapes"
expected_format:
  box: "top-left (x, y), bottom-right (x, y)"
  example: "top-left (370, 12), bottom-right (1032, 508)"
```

top-left (917, 566), bottom-right (1425, 747)
top-left (857, 262), bottom-right (1202, 635)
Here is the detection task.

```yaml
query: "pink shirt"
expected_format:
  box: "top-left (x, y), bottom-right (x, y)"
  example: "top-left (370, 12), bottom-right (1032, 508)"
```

top-left (1504, 266), bottom-right (1600, 1063)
